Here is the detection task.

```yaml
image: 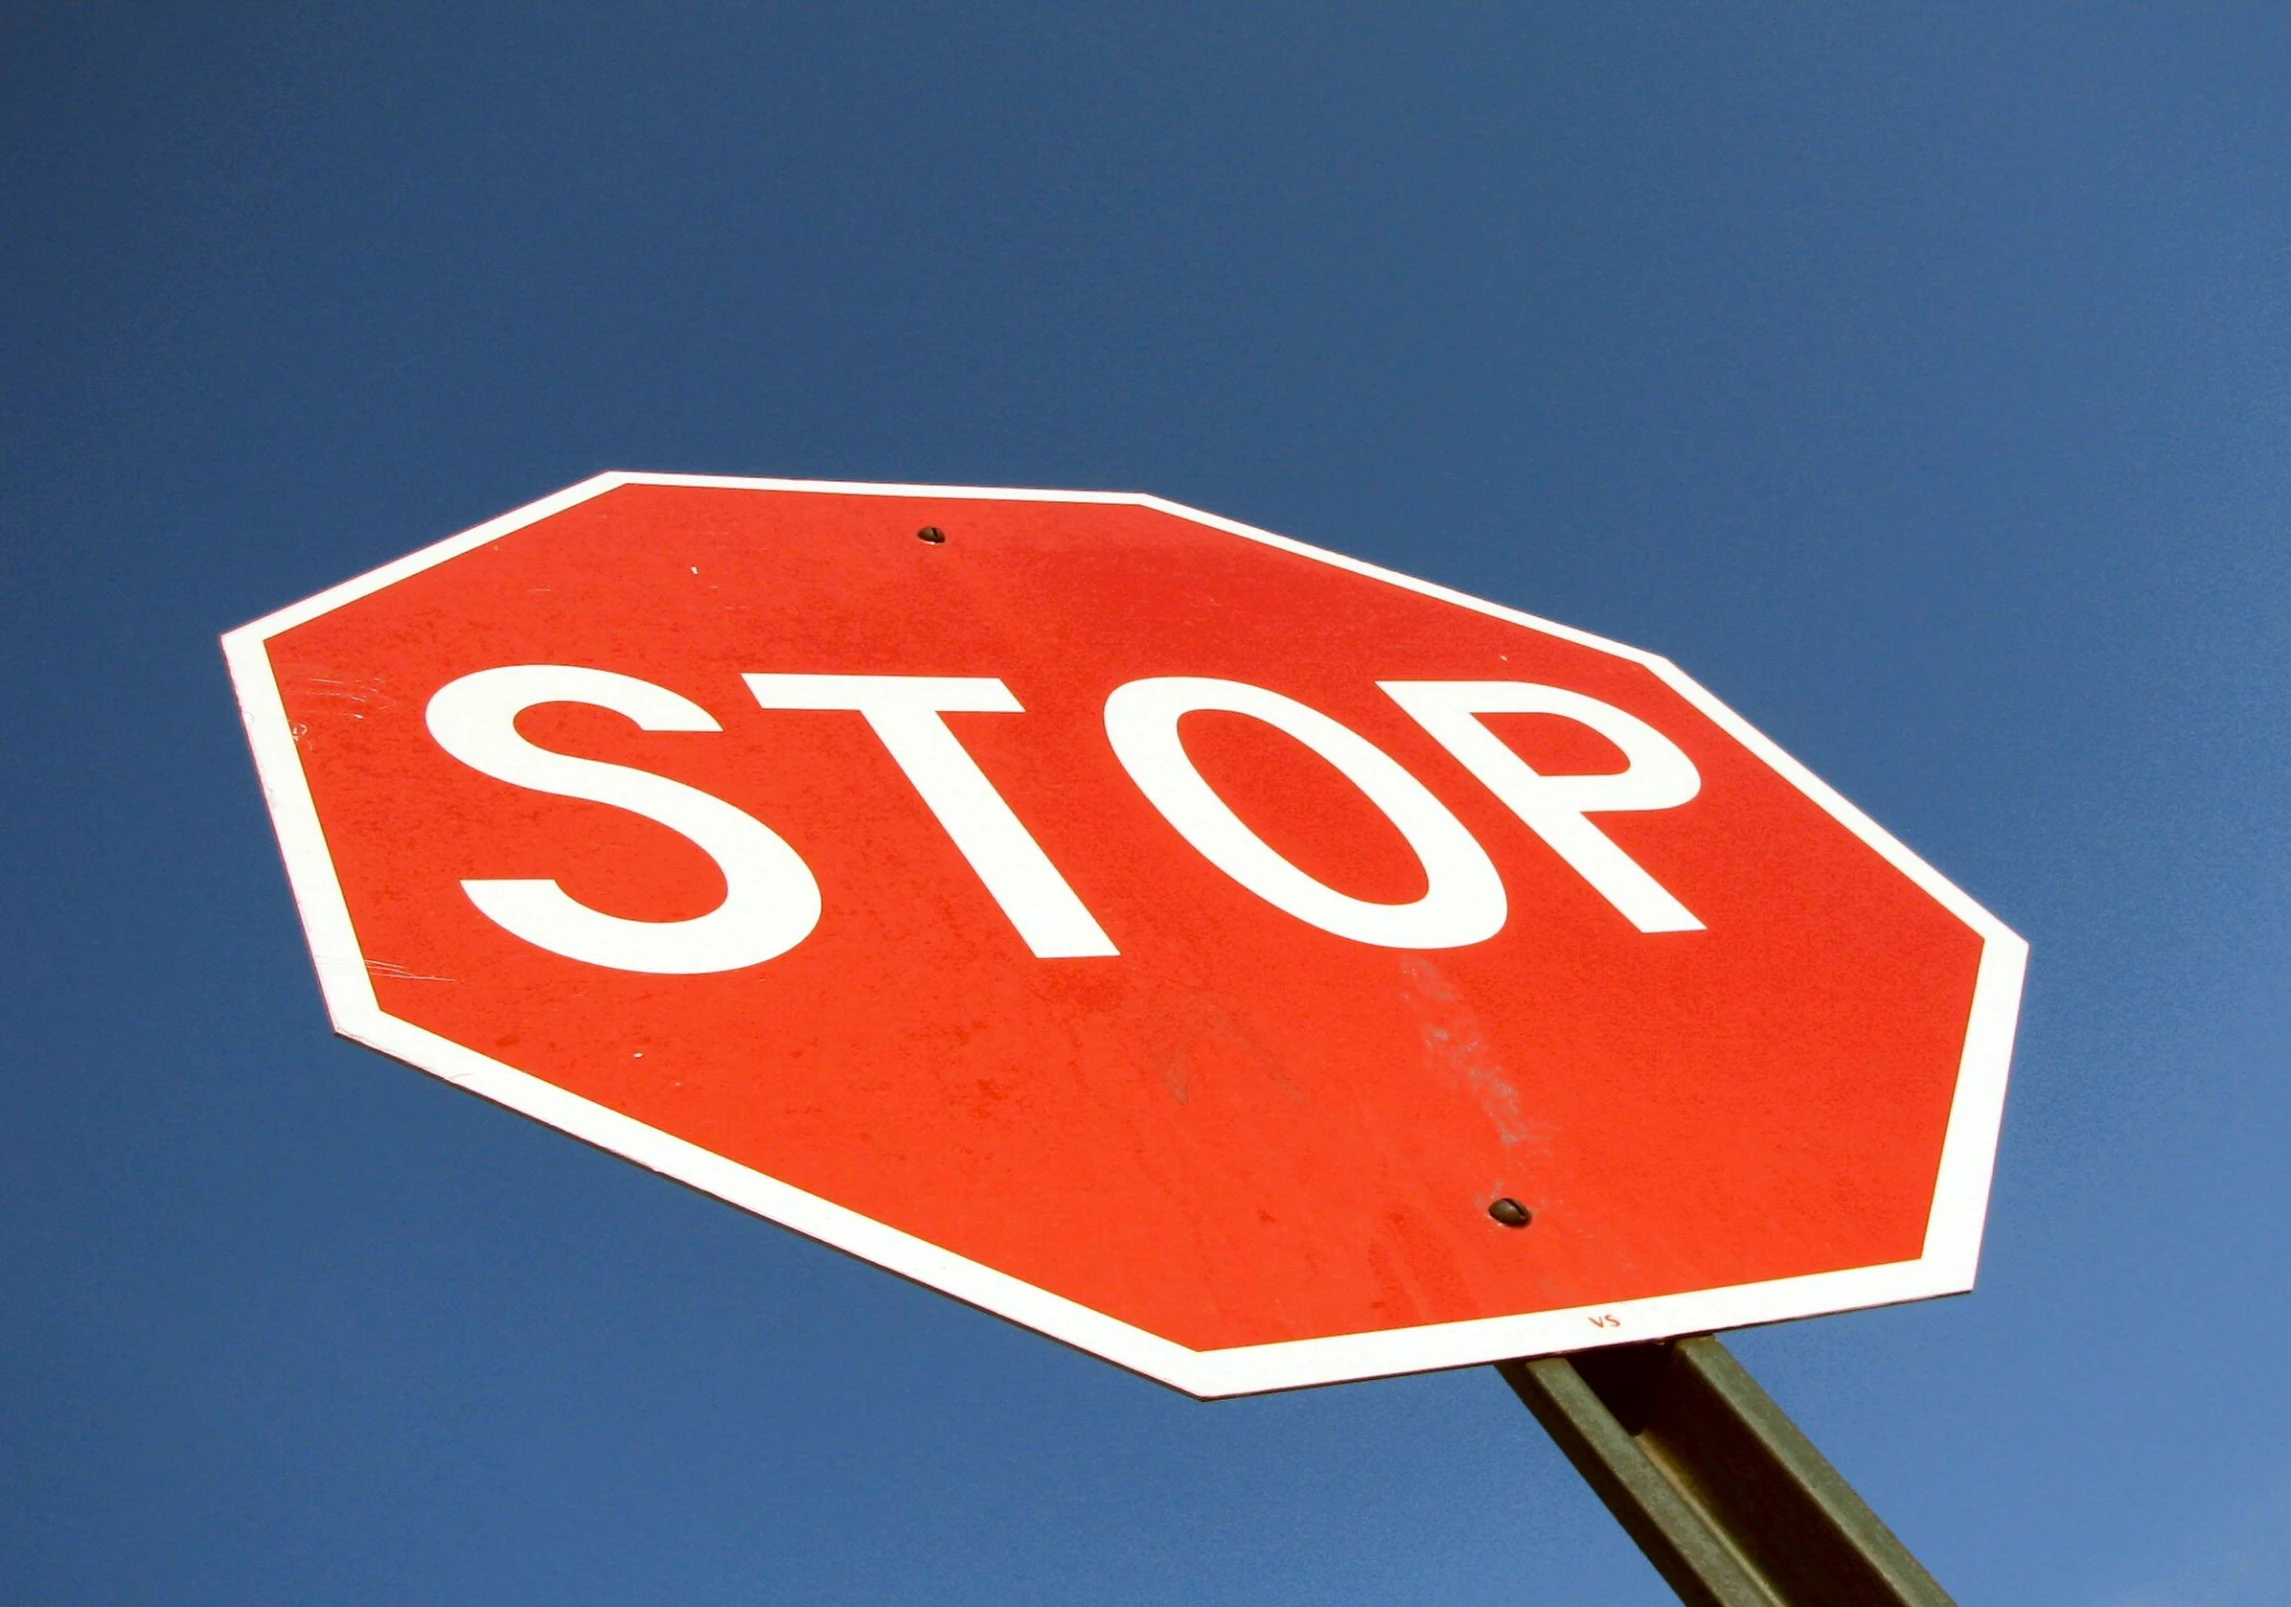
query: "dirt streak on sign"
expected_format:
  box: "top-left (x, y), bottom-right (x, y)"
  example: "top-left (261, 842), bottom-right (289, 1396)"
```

top-left (224, 474), bottom-right (2025, 1397)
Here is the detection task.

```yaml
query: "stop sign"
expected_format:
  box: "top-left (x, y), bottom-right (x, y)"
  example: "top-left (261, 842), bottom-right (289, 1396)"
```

top-left (225, 473), bottom-right (2024, 1396)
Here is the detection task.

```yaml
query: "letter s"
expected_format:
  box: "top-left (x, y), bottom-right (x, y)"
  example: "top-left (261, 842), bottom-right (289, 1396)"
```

top-left (425, 665), bottom-right (821, 973)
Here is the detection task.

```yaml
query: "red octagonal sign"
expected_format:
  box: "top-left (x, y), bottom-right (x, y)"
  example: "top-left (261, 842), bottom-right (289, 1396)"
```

top-left (226, 474), bottom-right (2025, 1395)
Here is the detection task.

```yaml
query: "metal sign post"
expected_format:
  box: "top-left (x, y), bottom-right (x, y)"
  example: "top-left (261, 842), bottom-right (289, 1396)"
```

top-left (1503, 1337), bottom-right (1953, 1607)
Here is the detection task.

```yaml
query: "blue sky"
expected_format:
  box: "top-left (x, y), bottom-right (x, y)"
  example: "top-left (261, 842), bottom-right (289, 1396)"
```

top-left (3, 6), bottom-right (2287, 1602)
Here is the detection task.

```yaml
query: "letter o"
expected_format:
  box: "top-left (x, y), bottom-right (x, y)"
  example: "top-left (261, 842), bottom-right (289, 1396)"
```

top-left (1104, 677), bottom-right (1507, 948)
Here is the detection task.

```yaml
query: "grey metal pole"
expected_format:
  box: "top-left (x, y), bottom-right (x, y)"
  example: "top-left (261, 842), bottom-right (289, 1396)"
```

top-left (1498, 1335), bottom-right (1955, 1607)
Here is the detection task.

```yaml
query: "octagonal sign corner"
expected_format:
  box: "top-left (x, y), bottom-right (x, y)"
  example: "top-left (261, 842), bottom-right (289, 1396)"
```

top-left (223, 472), bottom-right (2027, 1398)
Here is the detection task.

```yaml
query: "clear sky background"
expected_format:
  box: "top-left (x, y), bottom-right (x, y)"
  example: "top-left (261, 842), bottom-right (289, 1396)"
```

top-left (4, 6), bottom-right (2288, 1604)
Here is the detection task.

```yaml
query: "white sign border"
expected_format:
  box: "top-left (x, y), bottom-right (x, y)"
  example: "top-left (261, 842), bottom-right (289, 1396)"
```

top-left (222, 471), bottom-right (2028, 1399)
